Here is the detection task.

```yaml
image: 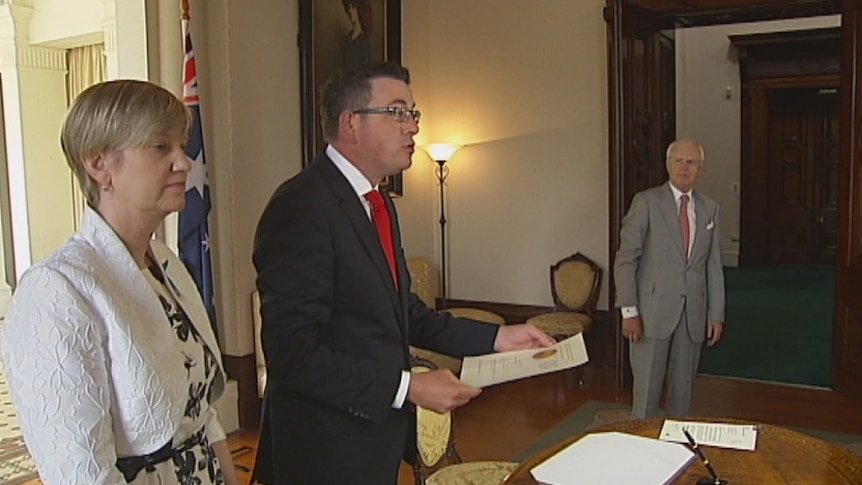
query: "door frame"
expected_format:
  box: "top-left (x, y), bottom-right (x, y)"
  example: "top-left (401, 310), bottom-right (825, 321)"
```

top-left (607, 0), bottom-right (860, 398)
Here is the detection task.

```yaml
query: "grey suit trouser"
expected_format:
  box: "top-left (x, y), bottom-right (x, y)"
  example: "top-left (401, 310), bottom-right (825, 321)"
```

top-left (629, 312), bottom-right (702, 419)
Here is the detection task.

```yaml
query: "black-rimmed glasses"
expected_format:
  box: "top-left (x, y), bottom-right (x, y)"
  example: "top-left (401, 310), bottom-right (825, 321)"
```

top-left (353, 106), bottom-right (421, 123)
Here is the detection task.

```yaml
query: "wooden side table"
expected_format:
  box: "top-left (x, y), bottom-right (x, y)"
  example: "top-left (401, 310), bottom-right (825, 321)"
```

top-left (504, 417), bottom-right (862, 484)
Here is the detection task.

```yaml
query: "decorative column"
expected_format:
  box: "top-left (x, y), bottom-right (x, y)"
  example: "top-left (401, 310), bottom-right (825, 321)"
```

top-left (0, 2), bottom-right (71, 279)
top-left (101, 0), bottom-right (148, 80)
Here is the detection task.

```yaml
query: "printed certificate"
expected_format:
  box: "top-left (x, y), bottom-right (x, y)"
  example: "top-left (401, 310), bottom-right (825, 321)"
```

top-left (460, 333), bottom-right (589, 387)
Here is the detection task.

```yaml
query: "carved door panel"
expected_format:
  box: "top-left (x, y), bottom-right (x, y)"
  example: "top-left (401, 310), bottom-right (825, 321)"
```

top-left (606, 0), bottom-right (675, 388)
top-left (766, 87), bottom-right (840, 265)
top-left (835, 0), bottom-right (862, 399)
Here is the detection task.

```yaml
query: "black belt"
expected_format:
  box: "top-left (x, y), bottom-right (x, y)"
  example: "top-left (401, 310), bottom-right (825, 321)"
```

top-left (115, 427), bottom-right (206, 482)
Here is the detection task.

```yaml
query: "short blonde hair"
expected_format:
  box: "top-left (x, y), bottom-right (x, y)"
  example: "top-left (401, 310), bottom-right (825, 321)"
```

top-left (60, 80), bottom-right (191, 205)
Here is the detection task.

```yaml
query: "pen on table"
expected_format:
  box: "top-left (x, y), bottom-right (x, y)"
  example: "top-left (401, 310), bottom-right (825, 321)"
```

top-left (682, 428), bottom-right (720, 483)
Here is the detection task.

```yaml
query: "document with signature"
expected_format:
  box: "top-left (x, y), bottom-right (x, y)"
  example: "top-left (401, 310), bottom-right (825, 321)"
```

top-left (659, 420), bottom-right (758, 450)
top-left (459, 333), bottom-right (588, 388)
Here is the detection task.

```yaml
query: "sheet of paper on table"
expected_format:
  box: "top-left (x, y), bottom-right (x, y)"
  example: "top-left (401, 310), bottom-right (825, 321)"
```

top-left (459, 333), bottom-right (588, 388)
top-left (659, 419), bottom-right (758, 451)
top-left (530, 431), bottom-right (695, 485)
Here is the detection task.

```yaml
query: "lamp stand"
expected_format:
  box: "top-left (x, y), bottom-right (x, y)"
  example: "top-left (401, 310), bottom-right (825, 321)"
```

top-left (434, 159), bottom-right (449, 309)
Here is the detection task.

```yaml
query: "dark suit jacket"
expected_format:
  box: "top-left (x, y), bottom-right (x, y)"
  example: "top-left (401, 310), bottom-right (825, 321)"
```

top-left (251, 154), bottom-right (498, 484)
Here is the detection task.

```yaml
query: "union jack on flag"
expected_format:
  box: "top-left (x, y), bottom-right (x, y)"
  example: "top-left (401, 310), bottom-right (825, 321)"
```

top-left (179, 17), bottom-right (218, 339)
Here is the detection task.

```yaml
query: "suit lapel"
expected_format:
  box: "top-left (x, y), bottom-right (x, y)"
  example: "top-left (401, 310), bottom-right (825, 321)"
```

top-left (691, 191), bottom-right (709, 258)
top-left (382, 191), bottom-right (410, 333)
top-left (317, 158), bottom-right (406, 328)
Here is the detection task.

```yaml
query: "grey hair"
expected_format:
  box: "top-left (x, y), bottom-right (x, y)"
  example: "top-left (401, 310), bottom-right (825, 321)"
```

top-left (666, 138), bottom-right (705, 162)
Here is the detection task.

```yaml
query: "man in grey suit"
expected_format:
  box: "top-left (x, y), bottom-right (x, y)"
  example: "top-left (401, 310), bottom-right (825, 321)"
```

top-left (614, 138), bottom-right (725, 419)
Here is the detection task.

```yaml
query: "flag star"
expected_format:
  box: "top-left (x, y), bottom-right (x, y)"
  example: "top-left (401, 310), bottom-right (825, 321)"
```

top-left (186, 151), bottom-right (207, 196)
top-left (202, 231), bottom-right (211, 253)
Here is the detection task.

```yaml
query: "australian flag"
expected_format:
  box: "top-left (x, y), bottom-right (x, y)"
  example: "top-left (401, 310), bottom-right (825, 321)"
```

top-left (179, 17), bottom-right (218, 339)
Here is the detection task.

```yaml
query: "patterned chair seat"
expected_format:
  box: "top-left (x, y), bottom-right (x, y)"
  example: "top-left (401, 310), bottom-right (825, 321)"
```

top-left (426, 460), bottom-right (519, 485)
top-left (412, 360), bottom-right (518, 485)
top-left (407, 257), bottom-right (507, 374)
top-left (526, 253), bottom-right (601, 340)
top-left (525, 311), bottom-right (592, 339)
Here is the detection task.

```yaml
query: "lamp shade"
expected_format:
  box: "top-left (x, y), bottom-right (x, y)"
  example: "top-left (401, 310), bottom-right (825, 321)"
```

top-left (423, 143), bottom-right (461, 162)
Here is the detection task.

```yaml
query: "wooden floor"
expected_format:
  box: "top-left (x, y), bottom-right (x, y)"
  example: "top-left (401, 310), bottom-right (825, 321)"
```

top-left (228, 364), bottom-right (862, 485)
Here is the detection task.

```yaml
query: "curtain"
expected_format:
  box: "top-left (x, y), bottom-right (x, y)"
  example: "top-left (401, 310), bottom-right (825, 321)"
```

top-left (66, 44), bottom-right (106, 230)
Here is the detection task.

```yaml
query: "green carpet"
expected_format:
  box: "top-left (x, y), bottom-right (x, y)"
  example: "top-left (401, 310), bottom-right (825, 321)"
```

top-left (697, 265), bottom-right (834, 387)
top-left (513, 400), bottom-right (862, 463)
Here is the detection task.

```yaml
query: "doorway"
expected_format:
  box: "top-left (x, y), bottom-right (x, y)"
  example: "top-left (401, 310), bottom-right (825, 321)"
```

top-left (606, 0), bottom-right (862, 400)
top-left (687, 28), bottom-right (838, 388)
top-left (735, 28), bottom-right (842, 267)
top-left (763, 85), bottom-right (840, 265)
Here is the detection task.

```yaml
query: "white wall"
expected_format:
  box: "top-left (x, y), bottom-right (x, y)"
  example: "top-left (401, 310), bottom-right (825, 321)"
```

top-left (195, 0), bottom-right (302, 355)
top-left (11, 0), bottom-right (613, 355)
top-left (676, 15), bottom-right (841, 267)
top-left (28, 0), bottom-right (102, 47)
top-left (401, 0), bottom-right (610, 307)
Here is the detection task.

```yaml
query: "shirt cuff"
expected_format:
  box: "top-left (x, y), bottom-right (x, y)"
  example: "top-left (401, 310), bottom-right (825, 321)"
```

top-left (621, 306), bottom-right (639, 318)
top-left (392, 370), bottom-right (411, 409)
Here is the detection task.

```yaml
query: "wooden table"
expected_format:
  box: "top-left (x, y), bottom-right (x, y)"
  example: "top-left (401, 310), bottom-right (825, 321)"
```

top-left (504, 417), bottom-right (862, 484)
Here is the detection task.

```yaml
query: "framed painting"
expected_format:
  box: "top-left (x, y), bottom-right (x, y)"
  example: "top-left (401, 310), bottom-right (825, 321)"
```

top-left (299, 0), bottom-right (403, 196)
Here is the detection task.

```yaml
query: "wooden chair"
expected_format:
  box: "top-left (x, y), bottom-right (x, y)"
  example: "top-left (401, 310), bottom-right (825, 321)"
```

top-left (406, 257), bottom-right (506, 374)
top-left (411, 358), bottom-right (518, 485)
top-left (525, 253), bottom-right (602, 340)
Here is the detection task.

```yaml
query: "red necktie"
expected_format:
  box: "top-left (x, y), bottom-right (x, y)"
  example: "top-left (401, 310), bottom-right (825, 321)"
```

top-left (365, 189), bottom-right (399, 288)
top-left (680, 194), bottom-right (690, 258)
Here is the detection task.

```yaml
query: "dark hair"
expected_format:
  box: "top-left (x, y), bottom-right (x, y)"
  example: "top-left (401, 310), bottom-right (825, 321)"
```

top-left (319, 62), bottom-right (410, 143)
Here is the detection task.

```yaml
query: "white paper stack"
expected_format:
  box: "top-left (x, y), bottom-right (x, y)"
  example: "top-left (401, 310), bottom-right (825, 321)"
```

top-left (530, 431), bottom-right (695, 485)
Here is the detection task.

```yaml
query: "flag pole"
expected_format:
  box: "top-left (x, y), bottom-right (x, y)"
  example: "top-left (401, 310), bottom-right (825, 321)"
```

top-left (178, 0), bottom-right (219, 340)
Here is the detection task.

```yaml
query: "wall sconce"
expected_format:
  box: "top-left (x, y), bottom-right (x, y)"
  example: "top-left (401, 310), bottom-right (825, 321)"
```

top-left (422, 143), bottom-right (461, 307)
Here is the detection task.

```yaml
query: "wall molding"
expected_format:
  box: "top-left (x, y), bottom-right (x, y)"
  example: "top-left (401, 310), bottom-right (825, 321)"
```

top-left (0, 44), bottom-right (65, 71)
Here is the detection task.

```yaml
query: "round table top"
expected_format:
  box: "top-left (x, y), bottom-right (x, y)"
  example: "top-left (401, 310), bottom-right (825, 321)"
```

top-left (503, 417), bottom-right (862, 484)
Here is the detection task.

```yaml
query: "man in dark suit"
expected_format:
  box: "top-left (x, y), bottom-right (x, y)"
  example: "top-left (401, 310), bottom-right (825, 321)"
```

top-left (252, 62), bottom-right (553, 484)
top-left (613, 138), bottom-right (725, 419)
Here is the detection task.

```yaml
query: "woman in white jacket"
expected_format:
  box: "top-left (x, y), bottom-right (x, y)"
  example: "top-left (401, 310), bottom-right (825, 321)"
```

top-left (0, 80), bottom-right (239, 485)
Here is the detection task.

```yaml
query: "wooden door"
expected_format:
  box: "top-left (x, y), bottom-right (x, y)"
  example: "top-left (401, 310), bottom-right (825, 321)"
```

top-left (766, 86), bottom-right (840, 265)
top-left (835, 0), bottom-right (862, 399)
top-left (608, 0), bottom-right (858, 400)
top-left (606, 0), bottom-right (675, 388)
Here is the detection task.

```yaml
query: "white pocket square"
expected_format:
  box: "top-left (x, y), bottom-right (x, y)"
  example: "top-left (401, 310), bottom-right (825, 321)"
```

top-left (706, 221), bottom-right (715, 230)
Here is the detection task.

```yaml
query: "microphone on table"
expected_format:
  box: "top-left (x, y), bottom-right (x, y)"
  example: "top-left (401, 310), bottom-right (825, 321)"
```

top-left (682, 428), bottom-right (730, 485)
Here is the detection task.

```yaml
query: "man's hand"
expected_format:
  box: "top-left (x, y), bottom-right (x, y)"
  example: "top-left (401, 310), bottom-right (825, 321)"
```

top-left (707, 321), bottom-right (724, 346)
top-left (407, 369), bottom-right (481, 413)
top-left (493, 324), bottom-right (556, 352)
top-left (622, 316), bottom-right (644, 343)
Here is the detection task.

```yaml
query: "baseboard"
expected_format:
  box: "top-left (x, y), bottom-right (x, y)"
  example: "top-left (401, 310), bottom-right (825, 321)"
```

top-left (440, 298), bottom-right (554, 323)
top-left (225, 301), bottom-right (614, 431)
top-left (223, 353), bottom-right (261, 430)
top-left (440, 299), bottom-right (615, 369)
